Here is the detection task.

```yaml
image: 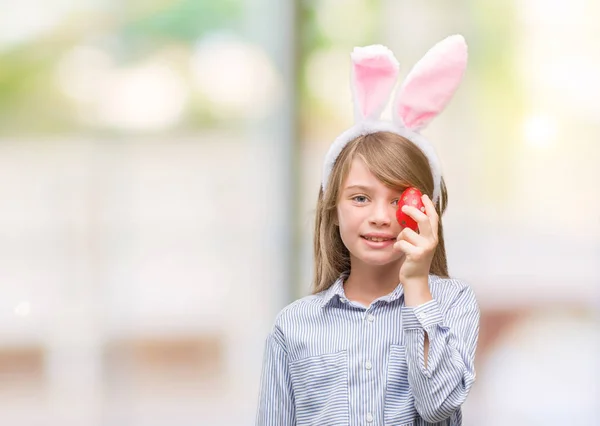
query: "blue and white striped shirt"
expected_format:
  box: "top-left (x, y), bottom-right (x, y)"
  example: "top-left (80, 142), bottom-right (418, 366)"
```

top-left (256, 274), bottom-right (480, 425)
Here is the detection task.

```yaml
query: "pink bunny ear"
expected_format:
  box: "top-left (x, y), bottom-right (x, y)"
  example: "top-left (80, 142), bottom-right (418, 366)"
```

top-left (351, 45), bottom-right (399, 122)
top-left (393, 34), bottom-right (468, 131)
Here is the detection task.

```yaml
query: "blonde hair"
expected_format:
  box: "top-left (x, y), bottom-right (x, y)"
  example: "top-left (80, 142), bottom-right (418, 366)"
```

top-left (312, 131), bottom-right (449, 294)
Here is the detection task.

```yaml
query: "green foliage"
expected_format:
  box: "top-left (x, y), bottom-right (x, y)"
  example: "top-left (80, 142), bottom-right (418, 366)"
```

top-left (0, 0), bottom-right (243, 135)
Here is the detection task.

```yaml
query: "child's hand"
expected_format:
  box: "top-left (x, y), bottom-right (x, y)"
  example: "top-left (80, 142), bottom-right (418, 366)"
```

top-left (393, 194), bottom-right (439, 283)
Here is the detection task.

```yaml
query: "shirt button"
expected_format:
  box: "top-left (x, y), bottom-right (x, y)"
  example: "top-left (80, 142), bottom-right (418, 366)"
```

top-left (365, 361), bottom-right (372, 370)
top-left (417, 312), bottom-right (427, 321)
top-left (367, 314), bottom-right (375, 322)
top-left (366, 412), bottom-right (373, 422)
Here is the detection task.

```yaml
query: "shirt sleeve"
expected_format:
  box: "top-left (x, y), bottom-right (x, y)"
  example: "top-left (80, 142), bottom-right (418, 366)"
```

top-left (255, 326), bottom-right (296, 426)
top-left (401, 284), bottom-right (480, 423)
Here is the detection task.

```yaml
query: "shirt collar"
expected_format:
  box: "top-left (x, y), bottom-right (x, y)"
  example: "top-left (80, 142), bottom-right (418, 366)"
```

top-left (386, 282), bottom-right (405, 303)
top-left (319, 272), bottom-right (406, 308)
top-left (319, 273), bottom-right (349, 308)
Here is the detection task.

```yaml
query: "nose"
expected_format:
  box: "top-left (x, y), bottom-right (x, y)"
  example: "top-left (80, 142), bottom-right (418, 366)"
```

top-left (369, 200), bottom-right (393, 227)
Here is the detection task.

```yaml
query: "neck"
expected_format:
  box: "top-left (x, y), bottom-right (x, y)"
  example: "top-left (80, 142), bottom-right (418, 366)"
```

top-left (343, 257), bottom-right (403, 306)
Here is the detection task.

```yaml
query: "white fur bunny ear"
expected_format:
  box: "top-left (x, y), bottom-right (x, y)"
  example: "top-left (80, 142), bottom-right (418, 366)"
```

top-left (351, 45), bottom-right (399, 122)
top-left (393, 34), bottom-right (468, 131)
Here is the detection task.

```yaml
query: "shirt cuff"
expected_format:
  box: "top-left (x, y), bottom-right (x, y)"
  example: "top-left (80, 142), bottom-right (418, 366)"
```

top-left (402, 299), bottom-right (444, 330)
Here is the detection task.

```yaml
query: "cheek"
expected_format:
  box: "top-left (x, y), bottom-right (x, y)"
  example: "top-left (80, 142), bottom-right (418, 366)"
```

top-left (337, 219), bottom-right (355, 250)
top-left (336, 207), bottom-right (362, 236)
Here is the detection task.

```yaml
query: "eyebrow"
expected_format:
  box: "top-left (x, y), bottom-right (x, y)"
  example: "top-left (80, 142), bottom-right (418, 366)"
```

top-left (343, 184), bottom-right (372, 192)
top-left (344, 184), bottom-right (406, 195)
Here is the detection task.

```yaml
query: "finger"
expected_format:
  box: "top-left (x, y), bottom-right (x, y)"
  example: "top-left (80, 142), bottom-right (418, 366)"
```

top-left (421, 194), bottom-right (439, 237)
top-left (394, 239), bottom-right (418, 255)
top-left (397, 227), bottom-right (427, 246)
top-left (401, 205), bottom-right (433, 237)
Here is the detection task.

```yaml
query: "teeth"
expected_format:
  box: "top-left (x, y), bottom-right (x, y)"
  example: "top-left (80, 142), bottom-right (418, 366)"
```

top-left (366, 237), bottom-right (390, 242)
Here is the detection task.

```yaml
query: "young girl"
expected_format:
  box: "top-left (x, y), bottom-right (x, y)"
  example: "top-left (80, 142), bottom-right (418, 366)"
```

top-left (256, 35), bottom-right (479, 426)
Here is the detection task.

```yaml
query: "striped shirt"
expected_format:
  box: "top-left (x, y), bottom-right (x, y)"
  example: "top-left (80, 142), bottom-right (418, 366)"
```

top-left (256, 273), bottom-right (480, 426)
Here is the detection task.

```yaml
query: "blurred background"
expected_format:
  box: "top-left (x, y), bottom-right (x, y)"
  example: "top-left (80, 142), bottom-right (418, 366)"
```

top-left (0, 0), bottom-right (598, 425)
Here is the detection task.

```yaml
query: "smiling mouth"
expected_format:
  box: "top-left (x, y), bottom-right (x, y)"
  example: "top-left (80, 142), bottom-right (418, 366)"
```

top-left (362, 236), bottom-right (395, 242)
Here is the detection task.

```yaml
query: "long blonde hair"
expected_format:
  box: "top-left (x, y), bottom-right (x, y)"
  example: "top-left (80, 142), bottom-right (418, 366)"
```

top-left (312, 131), bottom-right (449, 294)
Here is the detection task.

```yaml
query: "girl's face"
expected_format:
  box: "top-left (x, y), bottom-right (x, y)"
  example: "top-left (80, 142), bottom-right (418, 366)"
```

top-left (336, 157), bottom-right (405, 268)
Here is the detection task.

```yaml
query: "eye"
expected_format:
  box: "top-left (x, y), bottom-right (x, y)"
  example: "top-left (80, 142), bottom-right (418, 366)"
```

top-left (351, 195), bottom-right (368, 203)
top-left (391, 198), bottom-right (399, 207)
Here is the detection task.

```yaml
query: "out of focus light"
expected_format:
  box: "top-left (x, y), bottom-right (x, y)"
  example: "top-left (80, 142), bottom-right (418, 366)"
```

top-left (57, 46), bottom-right (114, 103)
top-left (305, 47), bottom-right (353, 121)
top-left (0, 0), bottom-right (69, 49)
top-left (522, 0), bottom-right (585, 22)
top-left (191, 35), bottom-right (283, 119)
top-left (519, 0), bottom-right (599, 120)
top-left (523, 114), bottom-right (557, 148)
top-left (316, 0), bottom-right (373, 44)
top-left (95, 63), bottom-right (188, 131)
top-left (14, 301), bottom-right (31, 317)
top-left (543, 60), bottom-right (600, 120)
top-left (57, 47), bottom-right (189, 131)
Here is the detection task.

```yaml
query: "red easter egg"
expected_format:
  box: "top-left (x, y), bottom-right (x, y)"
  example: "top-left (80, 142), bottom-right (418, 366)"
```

top-left (396, 187), bottom-right (425, 232)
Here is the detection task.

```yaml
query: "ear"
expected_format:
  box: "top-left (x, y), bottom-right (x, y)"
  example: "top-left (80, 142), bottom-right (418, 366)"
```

top-left (351, 45), bottom-right (399, 122)
top-left (393, 34), bottom-right (468, 131)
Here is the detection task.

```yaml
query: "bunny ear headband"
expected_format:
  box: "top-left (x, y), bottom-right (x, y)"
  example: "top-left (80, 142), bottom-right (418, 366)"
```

top-left (321, 34), bottom-right (468, 204)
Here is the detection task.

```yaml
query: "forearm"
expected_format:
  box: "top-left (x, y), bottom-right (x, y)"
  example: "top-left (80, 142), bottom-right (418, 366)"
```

top-left (400, 288), bottom-right (479, 422)
top-left (403, 313), bottom-right (475, 421)
top-left (402, 277), bottom-right (433, 368)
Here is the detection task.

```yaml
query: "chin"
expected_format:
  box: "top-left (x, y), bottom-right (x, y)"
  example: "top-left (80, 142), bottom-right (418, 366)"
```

top-left (352, 250), bottom-right (403, 267)
top-left (364, 258), bottom-right (395, 267)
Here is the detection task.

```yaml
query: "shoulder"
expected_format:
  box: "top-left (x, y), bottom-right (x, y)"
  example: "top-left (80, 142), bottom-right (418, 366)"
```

top-left (428, 274), bottom-right (472, 293)
top-left (266, 291), bottom-right (328, 340)
top-left (428, 275), bottom-right (479, 312)
top-left (274, 292), bottom-right (326, 327)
